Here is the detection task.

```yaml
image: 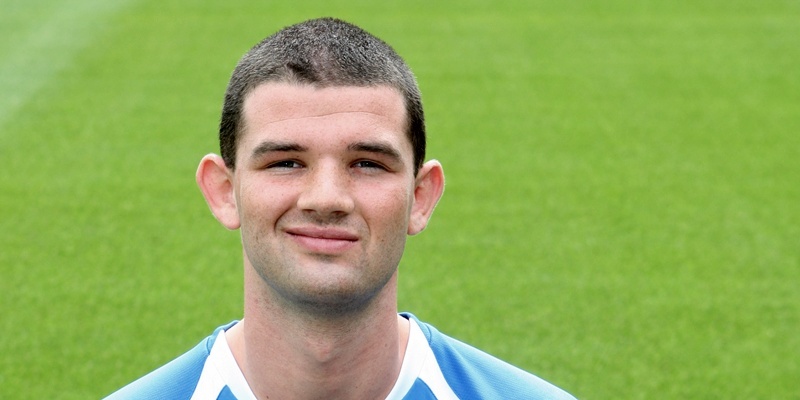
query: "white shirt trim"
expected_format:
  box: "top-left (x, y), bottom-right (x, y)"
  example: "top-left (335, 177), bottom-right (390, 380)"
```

top-left (386, 318), bottom-right (459, 399)
top-left (190, 324), bottom-right (257, 400)
top-left (385, 318), bottom-right (425, 399)
top-left (190, 318), bottom-right (457, 399)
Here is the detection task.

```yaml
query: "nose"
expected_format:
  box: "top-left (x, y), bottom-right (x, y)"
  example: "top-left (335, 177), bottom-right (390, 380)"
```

top-left (296, 161), bottom-right (355, 219)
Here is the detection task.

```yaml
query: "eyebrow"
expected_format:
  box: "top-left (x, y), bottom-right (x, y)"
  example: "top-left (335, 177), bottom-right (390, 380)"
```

top-left (348, 141), bottom-right (403, 163)
top-left (250, 141), bottom-right (307, 159)
top-left (248, 139), bottom-right (403, 163)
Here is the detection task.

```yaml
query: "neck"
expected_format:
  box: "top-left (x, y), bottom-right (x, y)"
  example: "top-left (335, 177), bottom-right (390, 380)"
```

top-left (226, 265), bottom-right (409, 400)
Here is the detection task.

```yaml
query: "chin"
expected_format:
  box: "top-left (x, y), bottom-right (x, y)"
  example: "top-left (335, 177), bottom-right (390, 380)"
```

top-left (288, 275), bottom-right (393, 318)
top-left (291, 290), bottom-right (375, 318)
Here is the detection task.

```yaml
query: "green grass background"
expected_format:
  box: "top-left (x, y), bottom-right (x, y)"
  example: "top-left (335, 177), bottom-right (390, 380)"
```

top-left (2, 0), bottom-right (798, 398)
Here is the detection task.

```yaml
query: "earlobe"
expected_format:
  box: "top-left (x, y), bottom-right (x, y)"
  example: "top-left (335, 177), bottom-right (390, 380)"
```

top-left (408, 160), bottom-right (445, 235)
top-left (196, 154), bottom-right (241, 230)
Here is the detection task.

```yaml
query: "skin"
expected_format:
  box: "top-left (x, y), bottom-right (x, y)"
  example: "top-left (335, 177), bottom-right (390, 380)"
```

top-left (196, 82), bottom-right (445, 399)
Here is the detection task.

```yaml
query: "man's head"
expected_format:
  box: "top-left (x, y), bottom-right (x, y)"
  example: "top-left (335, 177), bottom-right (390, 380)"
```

top-left (219, 17), bottom-right (426, 174)
top-left (197, 19), bottom-right (444, 317)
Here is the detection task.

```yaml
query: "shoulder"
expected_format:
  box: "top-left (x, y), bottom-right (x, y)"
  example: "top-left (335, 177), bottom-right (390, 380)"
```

top-left (104, 322), bottom-right (237, 400)
top-left (406, 314), bottom-right (576, 400)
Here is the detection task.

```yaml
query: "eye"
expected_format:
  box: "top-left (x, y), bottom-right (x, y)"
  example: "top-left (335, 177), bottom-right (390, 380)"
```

top-left (267, 160), bottom-right (303, 169)
top-left (352, 160), bottom-right (388, 171)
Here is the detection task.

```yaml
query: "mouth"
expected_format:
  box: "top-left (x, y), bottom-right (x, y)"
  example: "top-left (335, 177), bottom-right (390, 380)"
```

top-left (285, 226), bottom-right (359, 254)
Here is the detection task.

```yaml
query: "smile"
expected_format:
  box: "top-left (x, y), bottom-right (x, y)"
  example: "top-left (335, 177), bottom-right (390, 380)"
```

top-left (285, 226), bottom-right (359, 254)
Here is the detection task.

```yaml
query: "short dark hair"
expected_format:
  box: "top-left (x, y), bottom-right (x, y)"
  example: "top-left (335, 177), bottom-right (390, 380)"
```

top-left (219, 17), bottom-right (425, 173)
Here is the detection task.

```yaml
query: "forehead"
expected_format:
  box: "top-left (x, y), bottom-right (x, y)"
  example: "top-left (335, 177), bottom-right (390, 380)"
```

top-left (243, 82), bottom-right (406, 120)
top-left (239, 83), bottom-right (408, 146)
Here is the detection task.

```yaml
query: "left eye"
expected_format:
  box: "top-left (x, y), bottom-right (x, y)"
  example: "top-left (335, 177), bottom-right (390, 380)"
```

top-left (352, 160), bottom-right (386, 170)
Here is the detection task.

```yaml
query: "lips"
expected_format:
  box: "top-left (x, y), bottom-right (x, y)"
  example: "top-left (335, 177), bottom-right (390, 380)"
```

top-left (285, 226), bottom-right (359, 254)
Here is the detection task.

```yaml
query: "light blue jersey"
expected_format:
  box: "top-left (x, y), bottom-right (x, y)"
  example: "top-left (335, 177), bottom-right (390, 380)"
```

top-left (106, 314), bottom-right (575, 399)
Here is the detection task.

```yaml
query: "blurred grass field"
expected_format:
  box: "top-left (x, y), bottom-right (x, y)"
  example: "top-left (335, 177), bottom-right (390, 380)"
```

top-left (2, 0), bottom-right (799, 398)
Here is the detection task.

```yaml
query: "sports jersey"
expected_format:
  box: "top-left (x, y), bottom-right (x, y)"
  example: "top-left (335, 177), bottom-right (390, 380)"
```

top-left (105, 313), bottom-right (575, 399)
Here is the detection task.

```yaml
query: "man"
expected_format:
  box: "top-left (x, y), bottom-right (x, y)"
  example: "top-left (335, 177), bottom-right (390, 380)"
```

top-left (107, 17), bottom-right (575, 399)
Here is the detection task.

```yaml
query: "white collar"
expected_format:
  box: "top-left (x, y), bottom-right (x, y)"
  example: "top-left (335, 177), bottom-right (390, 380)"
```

top-left (200, 317), bottom-right (443, 400)
top-left (190, 325), bottom-right (257, 400)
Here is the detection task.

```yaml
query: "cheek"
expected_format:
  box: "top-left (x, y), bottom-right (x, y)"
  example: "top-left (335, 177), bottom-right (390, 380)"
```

top-left (237, 181), bottom-right (291, 224)
top-left (360, 183), bottom-right (413, 231)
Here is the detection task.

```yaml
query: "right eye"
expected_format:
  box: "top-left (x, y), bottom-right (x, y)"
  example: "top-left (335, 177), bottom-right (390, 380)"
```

top-left (267, 160), bottom-right (303, 169)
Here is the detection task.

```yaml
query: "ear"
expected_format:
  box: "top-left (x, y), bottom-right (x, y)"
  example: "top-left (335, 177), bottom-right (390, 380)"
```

top-left (196, 154), bottom-right (241, 230)
top-left (408, 160), bottom-right (445, 235)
